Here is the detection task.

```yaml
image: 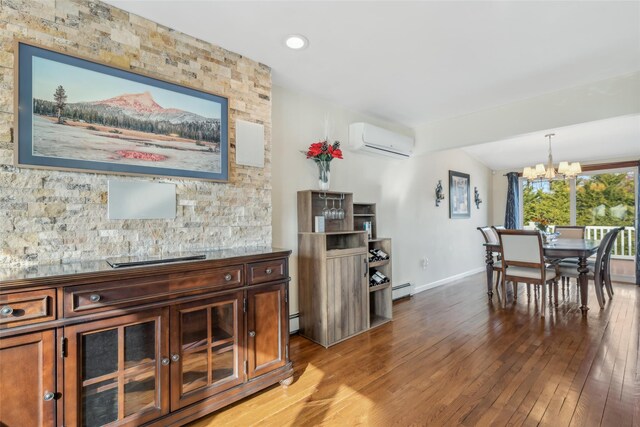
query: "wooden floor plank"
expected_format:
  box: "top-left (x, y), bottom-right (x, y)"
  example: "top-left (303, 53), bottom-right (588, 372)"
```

top-left (600, 285), bottom-right (638, 427)
top-left (188, 274), bottom-right (640, 427)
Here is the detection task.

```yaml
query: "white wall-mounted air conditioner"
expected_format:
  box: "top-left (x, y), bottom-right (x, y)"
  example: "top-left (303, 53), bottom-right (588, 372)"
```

top-left (348, 122), bottom-right (414, 159)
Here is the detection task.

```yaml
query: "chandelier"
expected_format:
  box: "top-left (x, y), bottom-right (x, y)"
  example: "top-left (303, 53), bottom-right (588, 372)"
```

top-left (522, 133), bottom-right (581, 180)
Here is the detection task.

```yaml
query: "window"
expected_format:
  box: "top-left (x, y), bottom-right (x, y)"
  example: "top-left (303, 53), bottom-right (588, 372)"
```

top-left (522, 179), bottom-right (570, 227)
top-left (576, 171), bottom-right (635, 228)
top-left (521, 168), bottom-right (636, 260)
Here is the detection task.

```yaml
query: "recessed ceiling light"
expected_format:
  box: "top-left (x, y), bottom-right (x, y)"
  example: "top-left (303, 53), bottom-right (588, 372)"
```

top-left (285, 34), bottom-right (308, 50)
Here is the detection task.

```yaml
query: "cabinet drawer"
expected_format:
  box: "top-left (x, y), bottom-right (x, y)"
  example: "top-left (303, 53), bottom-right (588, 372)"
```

top-left (0, 289), bottom-right (56, 329)
top-left (64, 265), bottom-right (243, 316)
top-left (247, 259), bottom-right (287, 285)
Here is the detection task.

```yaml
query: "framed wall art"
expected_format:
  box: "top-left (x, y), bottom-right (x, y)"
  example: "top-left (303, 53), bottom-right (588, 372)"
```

top-left (15, 41), bottom-right (229, 181)
top-left (449, 170), bottom-right (470, 219)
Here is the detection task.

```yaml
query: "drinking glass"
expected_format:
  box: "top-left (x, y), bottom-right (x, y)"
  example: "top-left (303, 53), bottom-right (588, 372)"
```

top-left (322, 198), bottom-right (330, 218)
top-left (338, 199), bottom-right (345, 219)
top-left (330, 200), bottom-right (337, 220)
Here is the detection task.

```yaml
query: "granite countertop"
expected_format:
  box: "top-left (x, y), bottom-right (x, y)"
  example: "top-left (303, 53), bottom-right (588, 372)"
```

top-left (0, 246), bottom-right (291, 288)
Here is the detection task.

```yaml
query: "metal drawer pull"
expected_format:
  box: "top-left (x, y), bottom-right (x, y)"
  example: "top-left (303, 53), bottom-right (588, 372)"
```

top-left (43, 392), bottom-right (55, 401)
top-left (171, 354), bottom-right (180, 362)
top-left (249, 331), bottom-right (256, 337)
top-left (224, 273), bottom-right (232, 281)
top-left (89, 294), bottom-right (101, 303)
top-left (0, 306), bottom-right (14, 316)
top-left (161, 358), bottom-right (170, 366)
top-left (265, 268), bottom-right (273, 275)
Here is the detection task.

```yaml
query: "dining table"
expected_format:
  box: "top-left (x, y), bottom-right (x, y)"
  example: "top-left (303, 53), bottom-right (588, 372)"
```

top-left (483, 238), bottom-right (601, 314)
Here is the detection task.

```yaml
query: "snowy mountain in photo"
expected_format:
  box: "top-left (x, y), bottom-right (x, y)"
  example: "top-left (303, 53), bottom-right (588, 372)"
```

top-left (88, 91), bottom-right (215, 124)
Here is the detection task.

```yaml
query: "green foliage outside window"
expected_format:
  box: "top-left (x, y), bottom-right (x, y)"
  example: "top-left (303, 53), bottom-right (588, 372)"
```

top-left (576, 173), bottom-right (635, 227)
top-left (523, 173), bottom-right (635, 226)
top-left (522, 172), bottom-right (636, 256)
top-left (523, 180), bottom-right (570, 226)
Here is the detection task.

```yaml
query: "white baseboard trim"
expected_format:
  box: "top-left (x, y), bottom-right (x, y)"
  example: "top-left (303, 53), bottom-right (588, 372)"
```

top-left (611, 274), bottom-right (635, 284)
top-left (413, 267), bottom-right (485, 295)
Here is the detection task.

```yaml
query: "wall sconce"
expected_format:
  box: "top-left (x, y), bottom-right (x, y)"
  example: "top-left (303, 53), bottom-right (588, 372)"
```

top-left (435, 180), bottom-right (445, 207)
top-left (474, 187), bottom-right (482, 209)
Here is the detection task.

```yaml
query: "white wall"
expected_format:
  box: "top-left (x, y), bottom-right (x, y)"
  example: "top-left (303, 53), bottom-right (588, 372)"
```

top-left (271, 85), bottom-right (492, 315)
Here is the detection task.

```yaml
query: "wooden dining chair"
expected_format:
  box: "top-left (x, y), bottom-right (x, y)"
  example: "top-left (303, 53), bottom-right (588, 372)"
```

top-left (602, 227), bottom-right (624, 299)
top-left (497, 229), bottom-right (558, 316)
top-left (477, 226), bottom-right (502, 296)
top-left (491, 226), bottom-right (530, 299)
top-left (554, 225), bottom-right (585, 239)
top-left (556, 228), bottom-right (618, 309)
top-left (554, 226), bottom-right (586, 288)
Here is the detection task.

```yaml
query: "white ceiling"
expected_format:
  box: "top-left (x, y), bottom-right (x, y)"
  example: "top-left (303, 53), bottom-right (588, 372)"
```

top-left (461, 115), bottom-right (640, 171)
top-left (105, 1), bottom-right (640, 127)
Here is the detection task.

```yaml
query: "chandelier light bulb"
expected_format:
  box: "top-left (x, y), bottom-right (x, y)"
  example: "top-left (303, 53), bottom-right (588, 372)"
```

top-left (570, 162), bottom-right (582, 174)
top-left (558, 161), bottom-right (570, 174)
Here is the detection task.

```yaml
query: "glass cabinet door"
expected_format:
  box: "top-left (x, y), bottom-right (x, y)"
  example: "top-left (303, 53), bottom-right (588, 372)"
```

top-left (170, 291), bottom-right (244, 410)
top-left (64, 309), bottom-right (169, 426)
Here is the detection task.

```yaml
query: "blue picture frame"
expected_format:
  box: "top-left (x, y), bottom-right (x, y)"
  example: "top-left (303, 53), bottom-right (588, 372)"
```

top-left (15, 41), bottom-right (229, 182)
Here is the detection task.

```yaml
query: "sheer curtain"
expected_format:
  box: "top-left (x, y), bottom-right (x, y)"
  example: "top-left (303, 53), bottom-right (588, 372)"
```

top-left (504, 172), bottom-right (520, 229)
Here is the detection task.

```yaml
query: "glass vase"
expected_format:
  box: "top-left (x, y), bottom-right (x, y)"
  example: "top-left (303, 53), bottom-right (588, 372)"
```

top-left (317, 160), bottom-right (330, 191)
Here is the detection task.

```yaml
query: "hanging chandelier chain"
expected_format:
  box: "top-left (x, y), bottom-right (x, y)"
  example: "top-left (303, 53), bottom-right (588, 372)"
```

top-left (546, 133), bottom-right (555, 170)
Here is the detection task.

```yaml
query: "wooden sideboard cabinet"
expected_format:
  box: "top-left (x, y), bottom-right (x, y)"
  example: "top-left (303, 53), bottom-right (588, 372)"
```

top-left (0, 248), bottom-right (292, 426)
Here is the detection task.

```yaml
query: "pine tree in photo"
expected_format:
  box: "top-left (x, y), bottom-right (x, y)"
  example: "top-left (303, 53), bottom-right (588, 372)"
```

top-left (53, 85), bottom-right (67, 124)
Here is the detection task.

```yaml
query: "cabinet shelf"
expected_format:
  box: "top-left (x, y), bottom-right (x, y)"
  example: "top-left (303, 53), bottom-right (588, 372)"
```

top-left (368, 237), bottom-right (392, 329)
top-left (213, 343), bottom-right (234, 354)
top-left (297, 190), bottom-right (354, 232)
top-left (182, 327), bottom-right (233, 351)
top-left (353, 202), bottom-right (377, 238)
top-left (369, 283), bottom-right (391, 293)
top-left (369, 259), bottom-right (390, 268)
top-left (211, 337), bottom-right (235, 348)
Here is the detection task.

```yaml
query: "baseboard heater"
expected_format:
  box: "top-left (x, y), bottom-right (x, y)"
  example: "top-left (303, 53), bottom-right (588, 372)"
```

top-left (392, 282), bottom-right (412, 301)
top-left (289, 313), bottom-right (300, 335)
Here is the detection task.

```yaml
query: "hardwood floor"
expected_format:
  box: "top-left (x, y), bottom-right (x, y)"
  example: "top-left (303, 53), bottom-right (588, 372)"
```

top-left (189, 274), bottom-right (639, 426)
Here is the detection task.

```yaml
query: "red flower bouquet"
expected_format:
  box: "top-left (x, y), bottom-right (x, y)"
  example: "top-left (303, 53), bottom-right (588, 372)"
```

top-left (306, 140), bottom-right (343, 161)
top-left (306, 140), bottom-right (342, 190)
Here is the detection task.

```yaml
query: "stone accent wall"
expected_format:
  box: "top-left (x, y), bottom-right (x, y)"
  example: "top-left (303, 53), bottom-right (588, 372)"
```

top-left (0, 0), bottom-right (272, 267)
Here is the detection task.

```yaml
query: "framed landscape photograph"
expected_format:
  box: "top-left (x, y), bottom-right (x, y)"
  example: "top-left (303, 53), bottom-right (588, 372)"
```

top-left (15, 41), bottom-right (229, 181)
top-left (449, 170), bottom-right (470, 219)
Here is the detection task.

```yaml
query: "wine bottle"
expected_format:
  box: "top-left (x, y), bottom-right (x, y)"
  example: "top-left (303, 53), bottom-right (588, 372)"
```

top-left (369, 270), bottom-right (389, 286)
top-left (373, 249), bottom-right (389, 260)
